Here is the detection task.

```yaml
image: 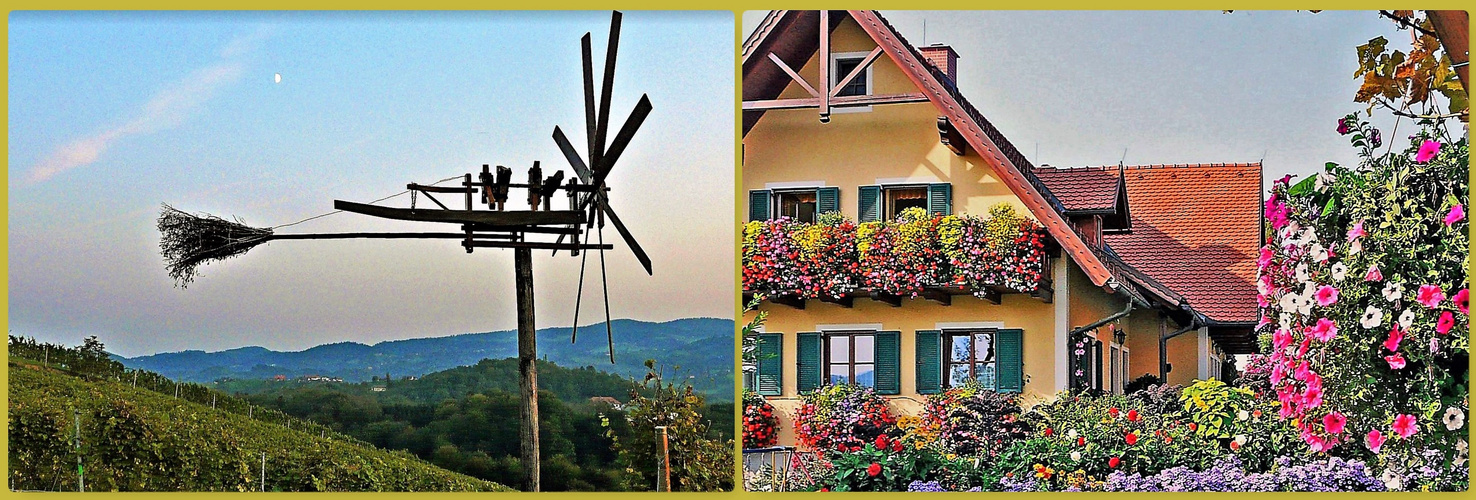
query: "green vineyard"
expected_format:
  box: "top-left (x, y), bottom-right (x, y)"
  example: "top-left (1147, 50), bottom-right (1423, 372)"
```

top-left (8, 359), bottom-right (511, 492)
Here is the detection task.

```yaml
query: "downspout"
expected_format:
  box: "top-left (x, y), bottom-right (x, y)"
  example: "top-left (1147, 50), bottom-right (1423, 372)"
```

top-left (1159, 313), bottom-right (1202, 381)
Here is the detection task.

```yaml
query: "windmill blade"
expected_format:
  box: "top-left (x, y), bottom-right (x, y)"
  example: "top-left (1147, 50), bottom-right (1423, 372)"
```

top-left (597, 226), bottom-right (614, 363)
top-left (601, 203), bottom-right (652, 275)
top-left (593, 11), bottom-right (622, 166)
top-left (552, 126), bottom-right (593, 182)
top-left (578, 95), bottom-right (652, 213)
top-left (581, 33), bottom-right (600, 176)
top-left (570, 223), bottom-right (593, 343)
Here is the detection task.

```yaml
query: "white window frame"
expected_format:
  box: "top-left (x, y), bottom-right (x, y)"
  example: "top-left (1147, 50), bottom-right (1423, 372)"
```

top-left (830, 51), bottom-right (874, 114)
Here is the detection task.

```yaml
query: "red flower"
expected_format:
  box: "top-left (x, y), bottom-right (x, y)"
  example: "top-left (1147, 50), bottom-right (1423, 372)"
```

top-left (1127, 409), bottom-right (1140, 422)
top-left (1108, 457), bottom-right (1121, 468)
top-left (1188, 423), bottom-right (1198, 432)
top-left (875, 434), bottom-right (889, 450)
top-left (1077, 436), bottom-right (1086, 447)
top-left (1125, 432), bottom-right (1138, 445)
top-left (1044, 428), bottom-right (1054, 437)
top-left (891, 441), bottom-right (903, 453)
top-left (867, 462), bottom-right (882, 477)
top-left (1108, 407), bottom-right (1121, 418)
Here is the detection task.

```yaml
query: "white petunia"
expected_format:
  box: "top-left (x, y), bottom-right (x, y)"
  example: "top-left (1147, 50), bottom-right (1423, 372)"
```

top-left (1310, 242), bottom-right (1329, 263)
top-left (1067, 429), bottom-right (1078, 439)
top-left (1234, 435), bottom-right (1248, 446)
top-left (1295, 263), bottom-right (1311, 283)
top-left (1331, 262), bottom-right (1348, 281)
top-left (1071, 451), bottom-right (1082, 461)
top-left (1361, 306), bottom-right (1384, 329)
top-left (1398, 309), bottom-right (1416, 329)
top-left (1382, 282), bottom-right (1404, 301)
top-left (1348, 239), bottom-right (1363, 255)
top-left (1381, 469), bottom-right (1403, 491)
top-left (1445, 407), bottom-right (1465, 431)
top-left (1238, 410), bottom-right (1250, 421)
top-left (1459, 439), bottom-right (1469, 457)
top-left (1315, 172), bottom-right (1335, 192)
top-left (1279, 292), bottom-right (1299, 312)
top-left (1279, 313), bottom-right (1294, 332)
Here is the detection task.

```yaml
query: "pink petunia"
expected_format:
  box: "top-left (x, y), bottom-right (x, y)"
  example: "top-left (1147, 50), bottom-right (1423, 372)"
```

top-left (1316, 285), bottom-right (1339, 306)
top-left (1307, 318), bottom-right (1339, 342)
top-left (1366, 429), bottom-right (1386, 453)
top-left (1302, 384), bottom-right (1324, 408)
top-left (1446, 204), bottom-right (1466, 226)
top-left (1347, 220), bottom-right (1367, 240)
top-left (1415, 140), bottom-right (1441, 163)
top-left (1364, 265), bottom-right (1383, 282)
top-left (1258, 247), bottom-right (1274, 268)
top-left (1323, 412), bottom-right (1348, 434)
top-left (1384, 325), bottom-right (1404, 352)
top-left (1437, 311), bottom-right (1456, 334)
top-left (1456, 289), bottom-right (1469, 315)
top-left (1392, 414), bottom-right (1419, 438)
top-left (1273, 328), bottom-right (1293, 350)
top-left (1417, 285), bottom-right (1446, 309)
top-left (1294, 360), bottom-right (1311, 381)
top-left (1385, 353), bottom-right (1407, 370)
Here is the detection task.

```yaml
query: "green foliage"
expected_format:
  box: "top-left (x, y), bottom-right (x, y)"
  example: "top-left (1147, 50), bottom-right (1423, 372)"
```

top-left (1180, 379), bottom-right (1252, 438)
top-left (604, 360), bottom-right (734, 491)
top-left (7, 360), bottom-right (507, 491)
top-left (816, 435), bottom-right (946, 492)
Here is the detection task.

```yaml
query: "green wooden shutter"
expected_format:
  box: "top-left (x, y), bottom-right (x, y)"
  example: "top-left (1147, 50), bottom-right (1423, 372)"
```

top-left (928, 183), bottom-right (953, 216)
top-left (875, 331), bottom-right (901, 395)
top-left (858, 185), bottom-right (882, 222)
top-left (915, 330), bottom-right (942, 395)
top-left (749, 189), bottom-right (772, 221)
top-left (817, 187), bottom-right (840, 214)
top-left (997, 328), bottom-right (1024, 393)
top-left (796, 332), bottom-right (823, 393)
top-left (757, 333), bottom-right (782, 396)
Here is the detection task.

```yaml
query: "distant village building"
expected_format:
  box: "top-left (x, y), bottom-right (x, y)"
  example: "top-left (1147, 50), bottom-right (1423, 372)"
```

top-left (273, 374), bottom-right (287, 381)
top-left (371, 386), bottom-right (387, 392)
top-left (589, 396), bottom-right (623, 410)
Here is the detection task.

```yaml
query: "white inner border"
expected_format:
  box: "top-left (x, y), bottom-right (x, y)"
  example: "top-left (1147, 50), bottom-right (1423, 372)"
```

top-left (765, 180), bottom-right (827, 189)
top-left (817, 323), bottom-right (884, 332)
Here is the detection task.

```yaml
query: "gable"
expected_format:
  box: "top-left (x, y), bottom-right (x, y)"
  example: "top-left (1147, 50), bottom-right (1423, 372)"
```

top-left (743, 10), bottom-right (1117, 290)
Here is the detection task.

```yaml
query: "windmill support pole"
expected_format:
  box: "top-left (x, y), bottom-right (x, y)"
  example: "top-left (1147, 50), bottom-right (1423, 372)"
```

top-left (515, 247), bottom-right (541, 492)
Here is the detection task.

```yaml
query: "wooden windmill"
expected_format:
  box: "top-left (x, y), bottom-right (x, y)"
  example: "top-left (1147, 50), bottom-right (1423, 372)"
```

top-left (156, 11), bottom-right (652, 492)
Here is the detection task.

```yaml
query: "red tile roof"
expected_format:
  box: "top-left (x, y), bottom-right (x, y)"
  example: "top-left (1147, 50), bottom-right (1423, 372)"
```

top-left (1102, 163), bottom-right (1263, 324)
top-left (1033, 166), bottom-right (1121, 212)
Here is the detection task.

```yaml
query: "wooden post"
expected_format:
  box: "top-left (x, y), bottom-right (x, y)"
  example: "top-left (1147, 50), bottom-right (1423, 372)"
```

top-left (74, 410), bottom-right (83, 492)
top-left (515, 247), bottom-right (541, 492)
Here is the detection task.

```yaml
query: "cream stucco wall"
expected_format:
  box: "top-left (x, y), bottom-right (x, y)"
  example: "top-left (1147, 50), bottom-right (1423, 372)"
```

top-left (748, 290), bottom-right (1058, 447)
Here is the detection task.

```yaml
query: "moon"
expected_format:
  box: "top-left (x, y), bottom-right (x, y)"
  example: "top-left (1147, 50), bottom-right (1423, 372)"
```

top-left (274, 73), bottom-right (281, 84)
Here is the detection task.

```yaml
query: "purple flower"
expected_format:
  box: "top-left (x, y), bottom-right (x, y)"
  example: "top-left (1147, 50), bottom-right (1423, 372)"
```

top-left (1369, 128), bottom-right (1381, 148)
top-left (1337, 117), bottom-right (1352, 135)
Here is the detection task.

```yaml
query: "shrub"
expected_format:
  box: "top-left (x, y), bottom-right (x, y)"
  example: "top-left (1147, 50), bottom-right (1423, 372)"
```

top-left (742, 391), bottom-right (779, 449)
top-left (792, 384), bottom-right (897, 452)
top-left (1123, 374), bottom-right (1163, 395)
top-left (923, 383), bottom-right (1030, 459)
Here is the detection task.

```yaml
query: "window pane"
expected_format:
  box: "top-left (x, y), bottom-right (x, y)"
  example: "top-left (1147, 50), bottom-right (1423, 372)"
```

top-left (834, 58), bottom-right (866, 97)
top-left (854, 335), bottom-right (874, 363)
top-left (977, 363), bottom-right (997, 389)
top-left (975, 333), bottom-right (995, 363)
top-left (855, 363), bottom-right (875, 387)
top-left (798, 201), bottom-right (817, 223)
top-left (829, 336), bottom-right (849, 363)
top-left (950, 335), bottom-right (971, 362)
top-left (949, 363), bottom-right (971, 387)
top-left (829, 364), bottom-right (849, 385)
top-left (886, 187), bottom-right (929, 220)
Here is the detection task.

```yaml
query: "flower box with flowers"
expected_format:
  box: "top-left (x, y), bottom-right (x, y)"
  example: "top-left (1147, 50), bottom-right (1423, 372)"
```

top-left (742, 204), bottom-right (1048, 301)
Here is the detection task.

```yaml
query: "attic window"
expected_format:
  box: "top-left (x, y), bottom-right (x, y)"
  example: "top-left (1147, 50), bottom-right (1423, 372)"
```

top-left (833, 57), bottom-right (869, 97)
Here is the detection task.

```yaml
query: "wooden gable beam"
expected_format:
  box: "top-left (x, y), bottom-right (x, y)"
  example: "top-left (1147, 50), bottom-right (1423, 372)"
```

top-left (832, 46), bottom-right (884, 97)
top-left (818, 9), bottom-right (831, 122)
top-left (937, 116), bottom-right (967, 156)
top-left (742, 92), bottom-right (928, 111)
top-left (767, 52), bottom-right (820, 98)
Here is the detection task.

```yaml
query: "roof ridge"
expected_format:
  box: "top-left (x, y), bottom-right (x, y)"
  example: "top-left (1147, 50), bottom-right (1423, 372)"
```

top-left (1115, 162), bottom-right (1263, 170)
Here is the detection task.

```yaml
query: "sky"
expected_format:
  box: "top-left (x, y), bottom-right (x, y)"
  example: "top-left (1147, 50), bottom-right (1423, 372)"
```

top-left (743, 10), bottom-right (1445, 188)
top-left (9, 11), bottom-right (736, 357)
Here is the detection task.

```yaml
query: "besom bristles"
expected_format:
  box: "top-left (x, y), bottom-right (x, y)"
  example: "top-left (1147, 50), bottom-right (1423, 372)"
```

top-left (158, 203), bottom-right (274, 287)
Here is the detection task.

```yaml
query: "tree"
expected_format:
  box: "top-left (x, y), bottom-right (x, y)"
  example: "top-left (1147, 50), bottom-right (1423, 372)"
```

top-left (604, 359), bottom-right (734, 491)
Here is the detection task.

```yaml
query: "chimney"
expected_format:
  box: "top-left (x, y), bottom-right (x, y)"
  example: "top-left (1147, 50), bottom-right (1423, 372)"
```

top-left (918, 44), bottom-right (959, 85)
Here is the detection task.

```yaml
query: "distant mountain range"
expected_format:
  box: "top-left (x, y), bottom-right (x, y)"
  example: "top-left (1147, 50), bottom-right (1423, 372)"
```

top-left (116, 318), bottom-right (733, 399)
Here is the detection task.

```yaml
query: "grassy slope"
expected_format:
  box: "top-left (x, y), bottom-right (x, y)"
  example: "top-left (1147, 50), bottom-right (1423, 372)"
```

top-left (8, 359), bottom-right (512, 492)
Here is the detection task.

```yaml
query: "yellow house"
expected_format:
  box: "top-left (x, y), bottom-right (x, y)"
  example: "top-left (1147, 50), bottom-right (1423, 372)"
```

top-left (741, 10), bottom-right (1263, 447)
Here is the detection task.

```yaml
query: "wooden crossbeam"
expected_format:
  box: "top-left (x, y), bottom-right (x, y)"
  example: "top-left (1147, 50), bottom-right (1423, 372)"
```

top-left (462, 241), bottom-right (614, 251)
top-left (831, 46), bottom-right (883, 97)
top-left (768, 52), bottom-right (820, 98)
top-left (335, 200), bottom-right (583, 227)
top-left (742, 92), bottom-right (929, 111)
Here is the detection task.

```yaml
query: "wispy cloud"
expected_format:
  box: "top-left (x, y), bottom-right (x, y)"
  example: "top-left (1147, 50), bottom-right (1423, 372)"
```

top-left (24, 28), bottom-right (272, 185)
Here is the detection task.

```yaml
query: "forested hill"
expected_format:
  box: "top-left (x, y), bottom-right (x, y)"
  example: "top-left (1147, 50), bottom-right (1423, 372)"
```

top-left (118, 318), bottom-right (732, 400)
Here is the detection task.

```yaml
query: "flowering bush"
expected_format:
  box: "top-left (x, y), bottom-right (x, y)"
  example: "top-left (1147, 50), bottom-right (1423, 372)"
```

top-left (743, 391), bottom-right (780, 449)
top-left (1103, 455), bottom-right (1385, 492)
top-left (922, 383), bottom-right (1031, 459)
top-left (1257, 112), bottom-right (1468, 486)
top-left (792, 384), bottom-right (898, 451)
top-left (742, 204), bottom-right (1047, 299)
top-left (811, 433), bottom-right (946, 492)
